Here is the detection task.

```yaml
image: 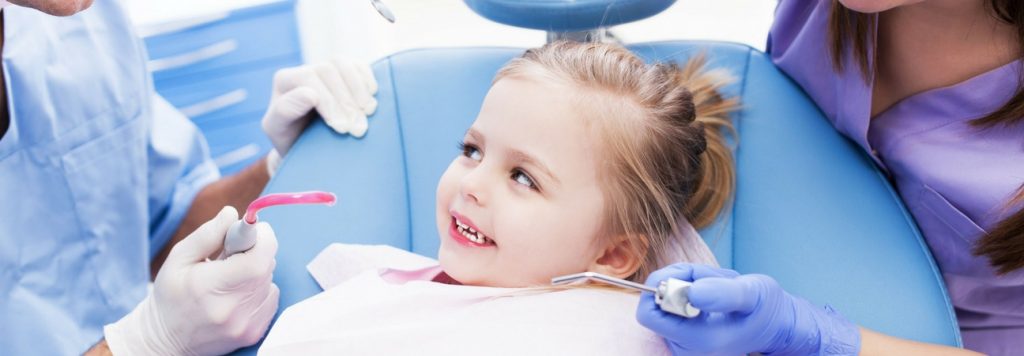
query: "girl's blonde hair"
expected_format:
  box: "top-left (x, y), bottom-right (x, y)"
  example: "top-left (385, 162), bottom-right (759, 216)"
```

top-left (494, 41), bottom-right (739, 283)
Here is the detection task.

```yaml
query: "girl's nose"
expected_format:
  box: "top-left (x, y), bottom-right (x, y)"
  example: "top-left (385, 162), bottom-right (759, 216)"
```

top-left (459, 167), bottom-right (488, 206)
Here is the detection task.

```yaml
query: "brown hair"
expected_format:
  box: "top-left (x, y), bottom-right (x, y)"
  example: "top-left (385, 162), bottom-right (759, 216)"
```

top-left (829, 0), bottom-right (1024, 273)
top-left (494, 41), bottom-right (738, 282)
top-left (974, 192), bottom-right (1024, 274)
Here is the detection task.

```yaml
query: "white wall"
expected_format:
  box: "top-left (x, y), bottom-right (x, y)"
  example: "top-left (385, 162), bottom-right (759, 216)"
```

top-left (296, 0), bottom-right (777, 63)
top-left (126, 0), bottom-right (777, 64)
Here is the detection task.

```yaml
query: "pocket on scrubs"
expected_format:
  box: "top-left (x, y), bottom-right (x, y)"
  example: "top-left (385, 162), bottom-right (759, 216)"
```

top-left (61, 118), bottom-right (149, 308)
top-left (916, 185), bottom-right (988, 273)
top-left (918, 185), bottom-right (988, 243)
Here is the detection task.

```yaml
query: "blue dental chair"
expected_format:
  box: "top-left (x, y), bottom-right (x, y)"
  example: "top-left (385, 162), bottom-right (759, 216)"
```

top-left (248, 0), bottom-right (961, 352)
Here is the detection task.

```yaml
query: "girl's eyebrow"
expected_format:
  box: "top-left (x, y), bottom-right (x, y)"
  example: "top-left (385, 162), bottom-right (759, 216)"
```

top-left (466, 128), bottom-right (485, 145)
top-left (508, 148), bottom-right (561, 187)
top-left (467, 127), bottom-right (561, 187)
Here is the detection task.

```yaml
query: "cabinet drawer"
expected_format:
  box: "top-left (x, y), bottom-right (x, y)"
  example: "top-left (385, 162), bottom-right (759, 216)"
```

top-left (155, 62), bottom-right (288, 123)
top-left (203, 117), bottom-right (274, 174)
top-left (144, 0), bottom-right (300, 82)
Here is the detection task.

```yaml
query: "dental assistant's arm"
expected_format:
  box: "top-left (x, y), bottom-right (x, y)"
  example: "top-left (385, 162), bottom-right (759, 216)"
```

top-left (860, 328), bottom-right (981, 356)
top-left (637, 263), bottom-right (982, 355)
top-left (84, 339), bottom-right (112, 356)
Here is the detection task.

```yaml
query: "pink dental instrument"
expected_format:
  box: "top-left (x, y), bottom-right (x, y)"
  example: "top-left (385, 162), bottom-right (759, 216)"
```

top-left (221, 191), bottom-right (337, 259)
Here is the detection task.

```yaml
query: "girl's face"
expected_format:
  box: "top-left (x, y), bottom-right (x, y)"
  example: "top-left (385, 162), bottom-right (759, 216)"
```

top-left (434, 76), bottom-right (613, 287)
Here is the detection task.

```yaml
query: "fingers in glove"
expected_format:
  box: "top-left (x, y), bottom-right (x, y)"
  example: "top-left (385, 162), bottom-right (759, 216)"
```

top-left (356, 62), bottom-right (378, 95)
top-left (314, 62), bottom-right (362, 125)
top-left (644, 263), bottom-right (739, 288)
top-left (637, 291), bottom-right (684, 332)
top-left (273, 66), bottom-right (340, 126)
top-left (218, 222), bottom-right (279, 287)
top-left (349, 113), bottom-right (369, 138)
top-left (689, 274), bottom-right (776, 315)
top-left (172, 206), bottom-right (238, 264)
top-left (322, 103), bottom-right (367, 137)
top-left (264, 87), bottom-right (319, 126)
top-left (262, 87), bottom-right (319, 155)
top-left (246, 283), bottom-right (280, 344)
top-left (333, 59), bottom-right (378, 114)
top-left (636, 289), bottom-right (712, 340)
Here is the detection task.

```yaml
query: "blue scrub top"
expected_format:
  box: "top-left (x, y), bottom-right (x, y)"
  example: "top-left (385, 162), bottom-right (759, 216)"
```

top-left (0, 3), bottom-right (219, 354)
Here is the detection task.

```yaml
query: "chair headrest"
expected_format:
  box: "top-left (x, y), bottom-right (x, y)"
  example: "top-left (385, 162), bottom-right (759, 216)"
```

top-left (464, 0), bottom-right (676, 32)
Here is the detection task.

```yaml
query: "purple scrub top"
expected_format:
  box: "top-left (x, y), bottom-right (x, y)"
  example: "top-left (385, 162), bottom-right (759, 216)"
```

top-left (769, 1), bottom-right (1024, 354)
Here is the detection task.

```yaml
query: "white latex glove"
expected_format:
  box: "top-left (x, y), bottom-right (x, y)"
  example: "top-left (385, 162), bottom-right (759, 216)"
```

top-left (261, 59), bottom-right (378, 158)
top-left (104, 207), bottom-right (280, 356)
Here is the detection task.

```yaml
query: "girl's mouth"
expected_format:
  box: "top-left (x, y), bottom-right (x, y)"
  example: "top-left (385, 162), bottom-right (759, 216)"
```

top-left (449, 216), bottom-right (496, 247)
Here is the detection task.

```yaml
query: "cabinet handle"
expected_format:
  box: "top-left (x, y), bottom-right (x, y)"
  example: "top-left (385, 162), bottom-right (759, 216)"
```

top-left (179, 89), bottom-right (248, 118)
top-left (148, 39), bottom-right (238, 73)
top-left (136, 12), bottom-right (231, 38)
top-left (213, 143), bottom-right (262, 169)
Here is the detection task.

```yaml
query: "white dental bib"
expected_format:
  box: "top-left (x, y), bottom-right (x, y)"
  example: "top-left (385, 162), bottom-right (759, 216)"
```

top-left (259, 244), bottom-right (670, 355)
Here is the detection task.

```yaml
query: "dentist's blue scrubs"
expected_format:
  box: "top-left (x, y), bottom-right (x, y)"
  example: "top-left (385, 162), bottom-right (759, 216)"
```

top-left (0, 3), bottom-right (218, 354)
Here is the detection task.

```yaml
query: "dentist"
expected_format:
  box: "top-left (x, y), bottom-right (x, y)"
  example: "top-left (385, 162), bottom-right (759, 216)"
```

top-left (0, 0), bottom-right (373, 355)
top-left (637, 1), bottom-right (1023, 355)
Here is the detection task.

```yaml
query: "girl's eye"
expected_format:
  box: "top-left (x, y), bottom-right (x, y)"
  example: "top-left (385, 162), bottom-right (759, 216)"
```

top-left (511, 169), bottom-right (538, 190)
top-left (459, 142), bottom-right (482, 161)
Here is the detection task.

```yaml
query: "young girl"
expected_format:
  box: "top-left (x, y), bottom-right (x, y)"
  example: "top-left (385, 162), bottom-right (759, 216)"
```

top-left (259, 41), bottom-right (738, 355)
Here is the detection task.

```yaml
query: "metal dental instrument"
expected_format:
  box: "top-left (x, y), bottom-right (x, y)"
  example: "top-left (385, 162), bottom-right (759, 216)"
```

top-left (551, 272), bottom-right (701, 318)
top-left (370, 0), bottom-right (396, 23)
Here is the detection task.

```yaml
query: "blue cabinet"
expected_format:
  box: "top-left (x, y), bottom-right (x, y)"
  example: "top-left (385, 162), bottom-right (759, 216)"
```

top-left (141, 0), bottom-right (303, 175)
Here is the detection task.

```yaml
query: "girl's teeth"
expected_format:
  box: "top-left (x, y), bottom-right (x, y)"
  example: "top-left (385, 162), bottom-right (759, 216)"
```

top-left (455, 220), bottom-right (489, 244)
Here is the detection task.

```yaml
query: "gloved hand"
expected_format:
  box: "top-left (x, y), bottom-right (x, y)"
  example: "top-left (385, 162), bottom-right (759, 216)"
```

top-left (261, 59), bottom-right (378, 168)
top-left (636, 263), bottom-right (861, 356)
top-left (104, 206), bottom-right (280, 356)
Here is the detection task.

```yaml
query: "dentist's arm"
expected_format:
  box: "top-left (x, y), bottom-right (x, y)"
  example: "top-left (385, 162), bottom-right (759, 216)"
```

top-left (636, 263), bottom-right (981, 356)
top-left (97, 207), bottom-right (279, 356)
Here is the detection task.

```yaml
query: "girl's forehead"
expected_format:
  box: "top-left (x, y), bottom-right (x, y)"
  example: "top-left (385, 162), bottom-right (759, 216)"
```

top-left (478, 77), bottom-right (599, 135)
top-left (473, 77), bottom-right (605, 183)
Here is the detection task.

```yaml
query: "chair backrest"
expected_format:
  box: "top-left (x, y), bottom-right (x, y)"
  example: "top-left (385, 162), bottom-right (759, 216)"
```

top-left (256, 0), bottom-right (961, 351)
top-left (264, 41), bottom-right (959, 347)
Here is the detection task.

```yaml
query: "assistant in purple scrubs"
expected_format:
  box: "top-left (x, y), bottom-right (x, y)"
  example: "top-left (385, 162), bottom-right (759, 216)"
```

top-left (770, 1), bottom-right (1024, 354)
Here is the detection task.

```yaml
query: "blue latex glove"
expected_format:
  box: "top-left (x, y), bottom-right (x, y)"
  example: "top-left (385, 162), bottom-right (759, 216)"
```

top-left (635, 263), bottom-right (861, 356)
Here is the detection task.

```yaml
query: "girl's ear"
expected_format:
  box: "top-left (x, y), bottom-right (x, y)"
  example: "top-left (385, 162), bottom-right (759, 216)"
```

top-left (589, 236), bottom-right (643, 279)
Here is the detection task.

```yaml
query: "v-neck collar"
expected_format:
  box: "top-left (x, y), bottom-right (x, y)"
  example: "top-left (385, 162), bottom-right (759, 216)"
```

top-left (867, 59), bottom-right (1021, 159)
top-left (838, 15), bottom-right (1021, 171)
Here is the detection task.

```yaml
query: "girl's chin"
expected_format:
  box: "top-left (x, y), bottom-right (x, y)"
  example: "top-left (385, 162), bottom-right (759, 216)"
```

top-left (436, 260), bottom-right (486, 286)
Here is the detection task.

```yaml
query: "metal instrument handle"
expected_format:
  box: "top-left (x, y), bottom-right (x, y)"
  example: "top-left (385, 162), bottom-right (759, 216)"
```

top-left (551, 272), bottom-right (701, 318)
top-left (551, 271), bottom-right (657, 293)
